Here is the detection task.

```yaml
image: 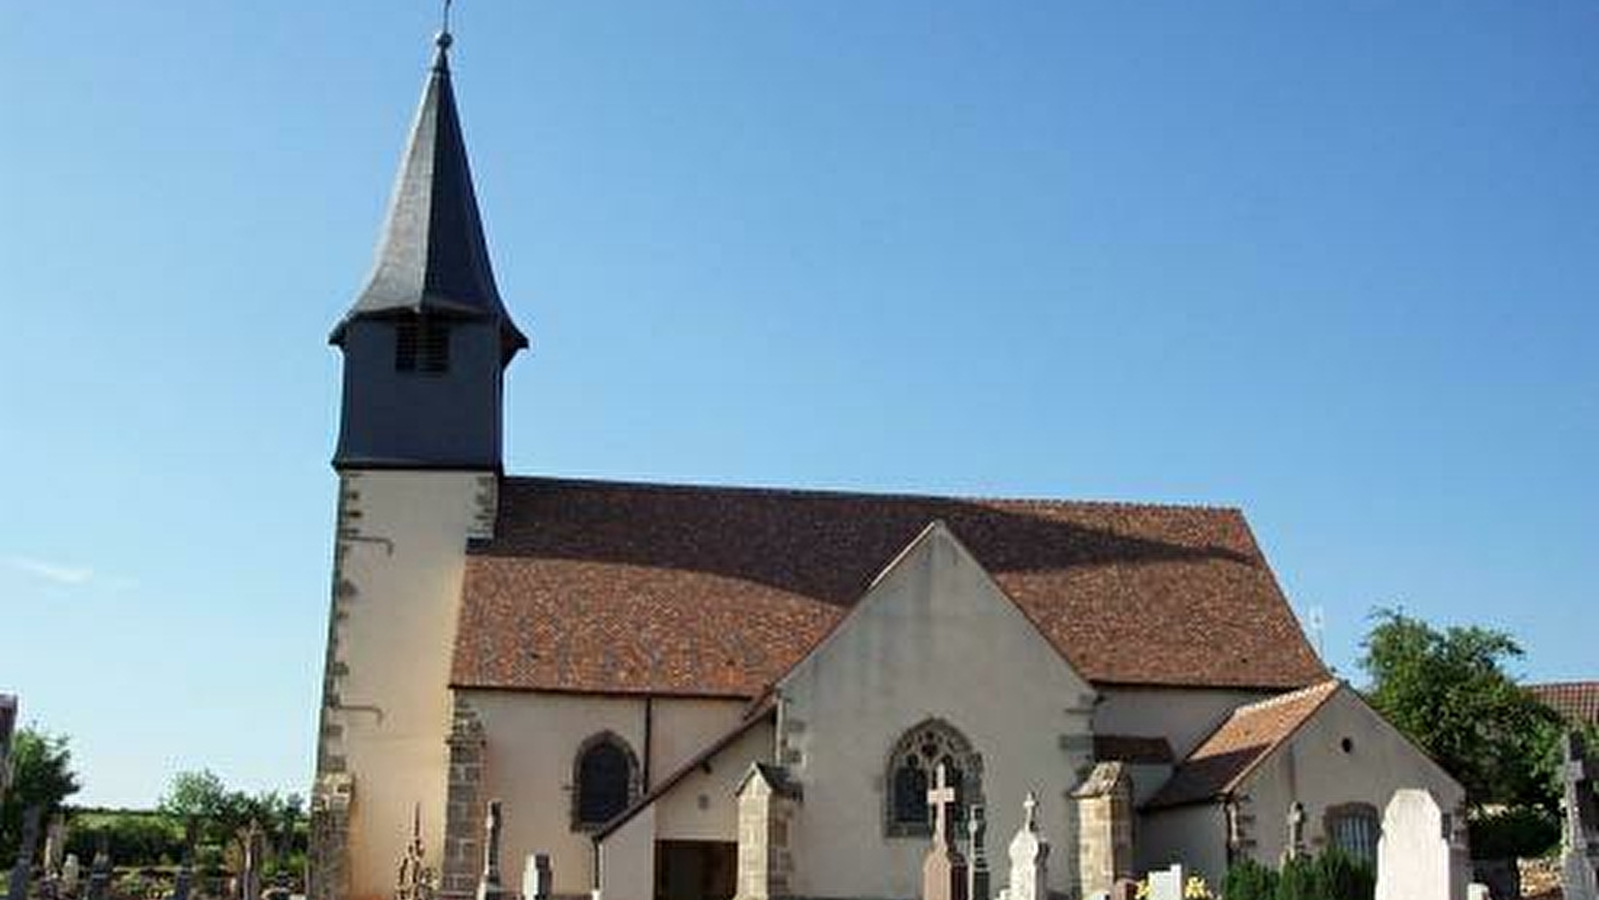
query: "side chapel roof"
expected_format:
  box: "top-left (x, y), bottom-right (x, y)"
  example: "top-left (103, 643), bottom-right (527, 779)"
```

top-left (1145, 679), bottom-right (1341, 809)
top-left (451, 477), bottom-right (1328, 697)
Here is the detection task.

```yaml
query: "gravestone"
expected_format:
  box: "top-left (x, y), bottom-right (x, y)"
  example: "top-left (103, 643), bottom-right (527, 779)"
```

top-left (397, 806), bottom-right (436, 900)
top-left (0, 695), bottom-right (16, 796)
top-left (475, 800), bottom-right (506, 900)
top-left (61, 855), bottom-right (80, 897)
top-left (44, 814), bottom-right (67, 875)
top-left (997, 793), bottom-right (1048, 900)
top-left (966, 804), bottom-right (990, 900)
top-left (1466, 884), bottom-right (1491, 900)
top-left (1146, 864), bottom-right (1184, 900)
top-left (922, 764), bottom-right (968, 900)
top-left (239, 821), bottom-right (266, 900)
top-left (7, 805), bottom-right (44, 900)
top-left (519, 854), bottom-right (551, 900)
top-left (85, 836), bottom-right (111, 900)
top-left (1376, 789), bottom-right (1465, 900)
top-left (171, 820), bottom-right (196, 900)
top-left (1563, 732), bottom-right (1599, 900)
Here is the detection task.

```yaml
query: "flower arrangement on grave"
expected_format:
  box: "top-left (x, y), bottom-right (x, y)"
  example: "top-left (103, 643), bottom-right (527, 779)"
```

top-left (1132, 874), bottom-right (1214, 899)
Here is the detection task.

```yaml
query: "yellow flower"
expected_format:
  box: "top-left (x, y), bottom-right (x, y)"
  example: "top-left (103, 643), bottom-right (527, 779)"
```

top-left (1183, 875), bottom-right (1213, 899)
top-left (1135, 879), bottom-right (1152, 900)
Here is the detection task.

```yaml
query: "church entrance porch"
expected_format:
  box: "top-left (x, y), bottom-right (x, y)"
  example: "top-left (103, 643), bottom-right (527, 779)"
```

top-left (654, 840), bottom-right (737, 900)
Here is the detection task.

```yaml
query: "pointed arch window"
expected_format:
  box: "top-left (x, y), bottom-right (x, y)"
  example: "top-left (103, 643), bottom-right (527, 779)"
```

top-left (885, 719), bottom-right (983, 837)
top-left (571, 732), bottom-right (641, 831)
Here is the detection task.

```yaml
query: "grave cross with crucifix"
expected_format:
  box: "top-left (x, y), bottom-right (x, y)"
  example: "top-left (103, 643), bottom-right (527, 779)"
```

top-left (923, 763), bottom-right (969, 900)
top-left (930, 763), bottom-right (959, 849)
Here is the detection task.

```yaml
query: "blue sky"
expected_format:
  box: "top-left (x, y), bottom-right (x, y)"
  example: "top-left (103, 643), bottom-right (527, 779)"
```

top-left (1, 2), bottom-right (1595, 807)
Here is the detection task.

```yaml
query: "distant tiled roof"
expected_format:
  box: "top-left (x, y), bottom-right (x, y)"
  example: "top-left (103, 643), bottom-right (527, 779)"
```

top-left (1529, 682), bottom-right (1599, 728)
top-left (451, 478), bottom-right (1328, 697)
top-left (1146, 680), bottom-right (1341, 809)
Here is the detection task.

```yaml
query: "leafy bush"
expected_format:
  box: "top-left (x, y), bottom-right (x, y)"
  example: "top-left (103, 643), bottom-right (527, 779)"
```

top-left (1223, 858), bottom-right (1279, 900)
top-left (66, 812), bottom-right (186, 866)
top-left (1223, 850), bottom-right (1374, 900)
top-left (1315, 847), bottom-right (1374, 900)
top-left (1469, 805), bottom-right (1561, 859)
top-left (1275, 856), bottom-right (1321, 900)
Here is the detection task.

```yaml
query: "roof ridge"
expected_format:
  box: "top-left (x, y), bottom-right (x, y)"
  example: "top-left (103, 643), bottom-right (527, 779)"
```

top-left (1230, 678), bottom-right (1341, 716)
top-left (1528, 680), bottom-right (1599, 688)
top-left (499, 473), bottom-right (1244, 514)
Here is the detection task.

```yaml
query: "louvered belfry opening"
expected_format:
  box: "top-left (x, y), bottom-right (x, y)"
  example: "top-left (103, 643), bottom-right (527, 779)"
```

top-left (394, 314), bottom-right (452, 375)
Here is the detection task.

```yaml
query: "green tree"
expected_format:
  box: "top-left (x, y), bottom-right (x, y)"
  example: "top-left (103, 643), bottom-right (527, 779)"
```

top-left (0, 727), bottom-right (82, 860)
top-left (1359, 608), bottom-right (1563, 809)
top-left (158, 770), bottom-right (306, 870)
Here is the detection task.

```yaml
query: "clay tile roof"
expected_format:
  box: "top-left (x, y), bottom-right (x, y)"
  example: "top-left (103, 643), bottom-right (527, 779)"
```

top-left (1529, 682), bottom-right (1599, 729)
top-left (451, 477), bottom-right (1328, 697)
top-left (1146, 680), bottom-right (1341, 809)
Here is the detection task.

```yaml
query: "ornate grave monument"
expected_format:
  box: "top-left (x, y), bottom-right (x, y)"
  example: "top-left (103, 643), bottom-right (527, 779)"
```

top-left (1563, 732), bottom-right (1599, 900)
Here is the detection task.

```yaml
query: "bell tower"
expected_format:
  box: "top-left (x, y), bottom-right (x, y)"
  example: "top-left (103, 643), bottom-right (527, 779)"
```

top-left (329, 29), bottom-right (527, 471)
top-left (312, 27), bottom-right (523, 900)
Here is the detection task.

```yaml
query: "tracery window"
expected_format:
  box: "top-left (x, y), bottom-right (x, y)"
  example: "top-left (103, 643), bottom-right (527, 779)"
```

top-left (884, 719), bottom-right (982, 837)
top-left (1325, 803), bottom-right (1380, 864)
top-left (571, 731), bottom-right (640, 830)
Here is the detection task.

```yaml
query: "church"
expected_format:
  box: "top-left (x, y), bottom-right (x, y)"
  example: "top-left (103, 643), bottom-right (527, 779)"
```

top-left (308, 28), bottom-right (1468, 900)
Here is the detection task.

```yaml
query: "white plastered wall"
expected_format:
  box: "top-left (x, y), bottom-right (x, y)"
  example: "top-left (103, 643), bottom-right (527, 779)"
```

top-left (1094, 686), bottom-right (1276, 759)
top-left (1138, 804), bottom-right (1228, 886)
top-left (778, 523), bottom-right (1098, 900)
top-left (323, 470), bottom-right (491, 900)
top-left (462, 689), bottom-right (748, 898)
top-left (1236, 687), bottom-right (1467, 869)
top-left (653, 721), bottom-right (775, 841)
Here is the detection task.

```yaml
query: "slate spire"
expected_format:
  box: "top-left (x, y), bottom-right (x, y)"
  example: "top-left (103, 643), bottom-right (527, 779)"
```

top-left (329, 25), bottom-right (523, 472)
top-left (330, 29), bottom-right (528, 361)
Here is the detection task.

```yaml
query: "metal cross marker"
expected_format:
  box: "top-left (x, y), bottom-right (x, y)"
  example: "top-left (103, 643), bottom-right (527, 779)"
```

top-left (929, 763), bottom-right (959, 848)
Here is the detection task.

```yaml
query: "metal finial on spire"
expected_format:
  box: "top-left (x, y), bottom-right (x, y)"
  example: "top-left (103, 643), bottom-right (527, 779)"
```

top-left (435, 0), bottom-right (455, 57)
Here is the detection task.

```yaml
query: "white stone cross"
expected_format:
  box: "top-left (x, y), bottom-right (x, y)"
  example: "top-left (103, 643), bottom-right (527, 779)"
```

top-left (929, 763), bottom-right (959, 849)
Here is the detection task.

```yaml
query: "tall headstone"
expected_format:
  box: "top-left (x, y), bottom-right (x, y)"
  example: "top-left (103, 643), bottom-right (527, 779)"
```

top-left (172, 821), bottom-right (196, 900)
top-left (85, 835), bottom-right (111, 900)
top-left (475, 801), bottom-right (505, 900)
top-left (966, 804), bottom-right (990, 900)
top-left (922, 764), bottom-right (968, 900)
top-left (43, 814), bottom-right (67, 875)
top-left (396, 806), bottom-right (436, 900)
top-left (7, 805), bottom-right (44, 900)
top-left (1562, 732), bottom-right (1599, 900)
top-left (240, 821), bottom-right (266, 900)
top-left (1376, 789), bottom-right (1465, 900)
top-left (1146, 864), bottom-right (1184, 900)
top-left (0, 695), bottom-right (16, 797)
top-left (1002, 793), bottom-right (1049, 900)
top-left (60, 855), bottom-right (80, 898)
top-left (519, 854), bottom-right (551, 900)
